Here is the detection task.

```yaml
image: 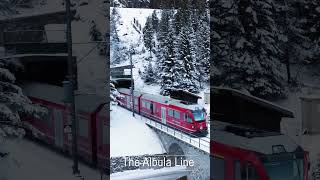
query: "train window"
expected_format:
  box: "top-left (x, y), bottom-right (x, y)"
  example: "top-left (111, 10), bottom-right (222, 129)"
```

top-left (142, 101), bottom-right (146, 108)
top-left (212, 156), bottom-right (225, 180)
top-left (152, 103), bottom-right (156, 114)
top-left (134, 98), bottom-right (138, 105)
top-left (174, 110), bottom-right (180, 119)
top-left (102, 125), bottom-right (109, 144)
top-left (168, 109), bottom-right (174, 117)
top-left (240, 162), bottom-right (261, 180)
top-left (184, 114), bottom-right (193, 123)
top-left (78, 117), bottom-right (88, 138)
top-left (234, 161), bottom-right (241, 180)
top-left (39, 106), bottom-right (53, 127)
top-left (150, 103), bottom-right (154, 113)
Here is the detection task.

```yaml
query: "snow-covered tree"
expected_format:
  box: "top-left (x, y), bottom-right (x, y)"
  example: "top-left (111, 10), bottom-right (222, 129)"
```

top-left (151, 10), bottom-right (159, 32)
top-left (212, 0), bottom-right (286, 99)
top-left (0, 0), bottom-right (14, 15)
top-left (157, 10), bottom-right (176, 95)
top-left (110, 7), bottom-right (127, 64)
top-left (173, 17), bottom-right (199, 93)
top-left (194, 9), bottom-right (210, 87)
top-left (0, 59), bottom-right (46, 138)
top-left (142, 16), bottom-right (154, 54)
top-left (142, 61), bottom-right (156, 84)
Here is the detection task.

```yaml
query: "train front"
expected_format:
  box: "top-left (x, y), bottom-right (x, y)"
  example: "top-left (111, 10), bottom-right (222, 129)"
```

top-left (257, 146), bottom-right (309, 180)
top-left (212, 122), bottom-right (310, 180)
top-left (190, 107), bottom-right (208, 136)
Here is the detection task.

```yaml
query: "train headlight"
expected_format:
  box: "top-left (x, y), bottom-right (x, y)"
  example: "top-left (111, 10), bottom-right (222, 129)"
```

top-left (200, 126), bottom-right (203, 130)
top-left (192, 126), bottom-right (194, 129)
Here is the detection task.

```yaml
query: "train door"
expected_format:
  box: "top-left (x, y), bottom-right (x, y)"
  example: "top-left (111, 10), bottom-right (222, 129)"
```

top-left (127, 96), bottom-right (131, 109)
top-left (161, 107), bottom-right (166, 124)
top-left (54, 109), bottom-right (64, 148)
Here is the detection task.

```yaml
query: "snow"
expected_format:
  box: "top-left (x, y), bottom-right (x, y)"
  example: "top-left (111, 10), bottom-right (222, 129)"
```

top-left (110, 166), bottom-right (188, 180)
top-left (0, 138), bottom-right (105, 180)
top-left (110, 106), bottom-right (165, 157)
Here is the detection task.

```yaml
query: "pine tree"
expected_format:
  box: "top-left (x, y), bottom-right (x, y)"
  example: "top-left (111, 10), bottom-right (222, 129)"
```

top-left (143, 61), bottom-right (155, 84)
top-left (110, 8), bottom-right (126, 64)
top-left (194, 9), bottom-right (210, 87)
top-left (151, 10), bottom-right (159, 32)
top-left (0, 0), bottom-right (14, 15)
top-left (174, 17), bottom-right (199, 93)
top-left (212, 0), bottom-right (286, 99)
top-left (157, 10), bottom-right (176, 95)
top-left (0, 59), bottom-right (46, 138)
top-left (143, 16), bottom-right (154, 54)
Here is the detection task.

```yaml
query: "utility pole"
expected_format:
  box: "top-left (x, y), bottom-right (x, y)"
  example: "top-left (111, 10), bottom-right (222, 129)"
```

top-left (130, 47), bottom-right (135, 117)
top-left (65, 0), bottom-right (79, 175)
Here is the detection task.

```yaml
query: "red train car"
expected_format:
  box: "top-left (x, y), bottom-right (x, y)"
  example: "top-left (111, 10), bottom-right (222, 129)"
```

top-left (211, 121), bottom-right (309, 180)
top-left (117, 88), bottom-right (208, 136)
top-left (21, 83), bottom-right (108, 170)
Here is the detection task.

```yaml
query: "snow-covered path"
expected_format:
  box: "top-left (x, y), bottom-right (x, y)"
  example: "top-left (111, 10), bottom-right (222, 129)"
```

top-left (110, 105), bottom-right (165, 157)
top-left (0, 139), bottom-right (104, 180)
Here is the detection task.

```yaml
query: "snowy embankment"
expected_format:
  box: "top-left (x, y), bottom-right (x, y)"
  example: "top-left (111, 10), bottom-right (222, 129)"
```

top-left (0, 138), bottom-right (103, 180)
top-left (110, 105), bottom-right (165, 157)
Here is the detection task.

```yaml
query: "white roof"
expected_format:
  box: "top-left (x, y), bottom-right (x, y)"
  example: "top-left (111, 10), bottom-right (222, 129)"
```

top-left (213, 121), bottom-right (299, 154)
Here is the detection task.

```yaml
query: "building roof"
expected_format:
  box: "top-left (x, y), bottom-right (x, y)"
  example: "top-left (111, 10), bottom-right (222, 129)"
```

top-left (213, 121), bottom-right (299, 154)
top-left (212, 86), bottom-right (294, 118)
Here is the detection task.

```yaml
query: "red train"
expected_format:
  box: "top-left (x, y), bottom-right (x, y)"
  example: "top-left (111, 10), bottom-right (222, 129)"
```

top-left (21, 83), bottom-right (108, 170)
top-left (211, 121), bottom-right (309, 180)
top-left (117, 88), bottom-right (208, 136)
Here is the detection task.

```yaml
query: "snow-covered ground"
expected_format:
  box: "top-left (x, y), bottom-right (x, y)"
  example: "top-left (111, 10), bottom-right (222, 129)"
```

top-left (110, 105), bottom-right (165, 157)
top-left (110, 166), bottom-right (189, 180)
top-left (0, 138), bottom-right (104, 180)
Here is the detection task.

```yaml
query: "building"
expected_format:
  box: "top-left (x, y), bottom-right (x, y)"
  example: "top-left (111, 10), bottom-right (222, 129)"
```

top-left (212, 86), bottom-right (294, 132)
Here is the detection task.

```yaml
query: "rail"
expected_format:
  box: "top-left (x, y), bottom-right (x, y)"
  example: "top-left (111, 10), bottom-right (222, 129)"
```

top-left (144, 117), bottom-right (210, 153)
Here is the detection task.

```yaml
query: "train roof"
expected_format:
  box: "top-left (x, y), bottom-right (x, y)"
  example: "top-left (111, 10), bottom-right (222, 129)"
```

top-left (21, 82), bottom-right (107, 113)
top-left (213, 121), bottom-right (299, 155)
top-left (117, 88), bottom-right (144, 96)
top-left (141, 93), bottom-right (204, 111)
top-left (118, 88), bottom-right (205, 111)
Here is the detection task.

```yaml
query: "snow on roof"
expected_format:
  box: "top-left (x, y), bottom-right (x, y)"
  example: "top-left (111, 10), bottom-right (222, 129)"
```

top-left (167, 88), bottom-right (202, 98)
top-left (212, 86), bottom-right (294, 118)
top-left (118, 88), bottom-right (144, 97)
top-left (118, 88), bottom-right (204, 111)
top-left (213, 121), bottom-right (299, 154)
top-left (141, 92), bottom-right (204, 111)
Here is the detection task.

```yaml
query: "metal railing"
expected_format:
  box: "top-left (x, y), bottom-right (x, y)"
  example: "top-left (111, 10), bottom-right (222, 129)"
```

top-left (144, 118), bottom-right (210, 154)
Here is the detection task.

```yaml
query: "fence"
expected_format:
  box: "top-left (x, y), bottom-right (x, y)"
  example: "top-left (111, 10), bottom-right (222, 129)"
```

top-left (144, 118), bottom-right (210, 153)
